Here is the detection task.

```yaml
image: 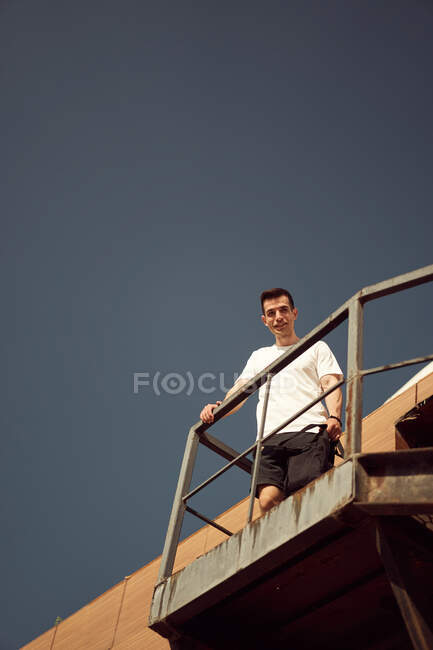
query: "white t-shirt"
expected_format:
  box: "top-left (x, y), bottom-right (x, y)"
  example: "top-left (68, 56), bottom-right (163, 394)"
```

top-left (238, 341), bottom-right (343, 439)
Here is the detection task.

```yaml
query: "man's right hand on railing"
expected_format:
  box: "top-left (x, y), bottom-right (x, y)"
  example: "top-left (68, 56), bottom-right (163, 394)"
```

top-left (200, 401), bottom-right (223, 424)
top-left (200, 379), bottom-right (250, 424)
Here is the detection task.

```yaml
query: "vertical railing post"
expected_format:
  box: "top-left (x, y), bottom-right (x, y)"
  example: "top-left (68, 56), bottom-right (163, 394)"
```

top-left (157, 427), bottom-right (200, 583)
top-left (247, 373), bottom-right (273, 523)
top-left (346, 296), bottom-right (364, 457)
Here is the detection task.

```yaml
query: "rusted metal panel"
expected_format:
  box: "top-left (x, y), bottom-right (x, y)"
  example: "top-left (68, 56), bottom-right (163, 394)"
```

top-left (355, 449), bottom-right (433, 514)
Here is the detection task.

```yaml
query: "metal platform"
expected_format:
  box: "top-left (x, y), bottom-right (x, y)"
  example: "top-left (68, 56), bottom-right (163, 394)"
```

top-left (149, 450), bottom-right (433, 650)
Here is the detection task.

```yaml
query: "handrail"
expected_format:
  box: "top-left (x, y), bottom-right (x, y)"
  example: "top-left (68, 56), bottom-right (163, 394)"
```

top-left (182, 379), bottom-right (346, 505)
top-left (361, 354), bottom-right (433, 377)
top-left (156, 264), bottom-right (433, 584)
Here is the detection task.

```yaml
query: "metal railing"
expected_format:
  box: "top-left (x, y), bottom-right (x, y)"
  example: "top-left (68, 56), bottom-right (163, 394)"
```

top-left (156, 265), bottom-right (433, 583)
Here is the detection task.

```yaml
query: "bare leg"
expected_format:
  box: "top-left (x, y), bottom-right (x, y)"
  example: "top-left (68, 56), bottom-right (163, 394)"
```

top-left (258, 485), bottom-right (285, 516)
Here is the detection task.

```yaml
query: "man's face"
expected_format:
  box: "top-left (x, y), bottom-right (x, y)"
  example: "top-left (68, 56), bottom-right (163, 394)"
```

top-left (261, 295), bottom-right (298, 337)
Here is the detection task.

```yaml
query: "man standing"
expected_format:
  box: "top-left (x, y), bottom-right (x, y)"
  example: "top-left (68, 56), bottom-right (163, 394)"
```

top-left (200, 288), bottom-right (343, 515)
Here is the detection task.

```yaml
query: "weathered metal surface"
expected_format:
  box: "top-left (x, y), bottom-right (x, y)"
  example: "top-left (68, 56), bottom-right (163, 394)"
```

top-left (355, 449), bottom-right (433, 514)
top-left (149, 461), bottom-right (354, 635)
top-left (376, 517), bottom-right (433, 650)
top-left (346, 297), bottom-right (364, 458)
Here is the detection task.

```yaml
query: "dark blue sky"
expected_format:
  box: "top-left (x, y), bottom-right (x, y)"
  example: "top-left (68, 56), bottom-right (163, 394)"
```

top-left (2, 2), bottom-right (433, 647)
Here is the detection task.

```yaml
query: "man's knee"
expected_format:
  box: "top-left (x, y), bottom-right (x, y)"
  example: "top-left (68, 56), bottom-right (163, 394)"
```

top-left (258, 485), bottom-right (285, 513)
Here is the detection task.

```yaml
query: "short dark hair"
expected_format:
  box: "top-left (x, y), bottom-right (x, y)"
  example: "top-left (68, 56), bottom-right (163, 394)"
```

top-left (260, 288), bottom-right (295, 314)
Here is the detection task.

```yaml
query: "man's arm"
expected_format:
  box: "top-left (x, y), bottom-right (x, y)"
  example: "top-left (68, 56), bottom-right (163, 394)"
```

top-left (200, 378), bottom-right (249, 424)
top-left (320, 373), bottom-right (343, 441)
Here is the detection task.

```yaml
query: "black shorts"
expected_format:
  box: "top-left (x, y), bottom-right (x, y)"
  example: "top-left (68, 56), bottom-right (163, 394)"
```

top-left (254, 429), bottom-right (331, 497)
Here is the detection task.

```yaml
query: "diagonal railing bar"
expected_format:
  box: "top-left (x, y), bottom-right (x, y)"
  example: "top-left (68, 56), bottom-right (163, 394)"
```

top-left (155, 264), bottom-right (433, 584)
top-left (182, 444), bottom-right (256, 503)
top-left (361, 354), bottom-right (433, 377)
top-left (182, 443), bottom-right (256, 503)
top-left (182, 380), bottom-right (344, 504)
top-left (185, 506), bottom-right (233, 537)
top-left (197, 430), bottom-right (252, 474)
